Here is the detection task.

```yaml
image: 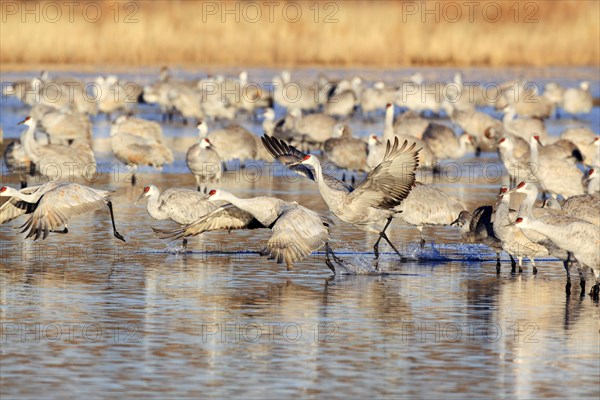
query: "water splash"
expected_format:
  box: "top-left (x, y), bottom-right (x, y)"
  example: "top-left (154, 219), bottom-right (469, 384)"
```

top-left (165, 241), bottom-right (187, 255)
top-left (404, 242), bottom-right (452, 262)
top-left (331, 256), bottom-right (385, 275)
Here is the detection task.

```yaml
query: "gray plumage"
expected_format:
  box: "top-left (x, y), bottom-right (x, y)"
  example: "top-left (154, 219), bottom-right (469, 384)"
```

top-left (155, 190), bottom-right (332, 270)
top-left (186, 137), bottom-right (222, 189)
top-left (0, 181), bottom-right (124, 242)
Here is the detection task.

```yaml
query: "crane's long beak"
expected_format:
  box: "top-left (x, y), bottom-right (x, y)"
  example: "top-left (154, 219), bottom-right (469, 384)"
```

top-left (134, 192), bottom-right (146, 205)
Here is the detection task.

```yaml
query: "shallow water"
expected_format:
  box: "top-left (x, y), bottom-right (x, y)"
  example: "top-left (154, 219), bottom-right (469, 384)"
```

top-left (1, 68), bottom-right (599, 399)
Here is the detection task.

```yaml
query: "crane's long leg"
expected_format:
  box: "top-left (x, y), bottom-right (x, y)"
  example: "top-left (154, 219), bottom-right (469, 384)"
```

top-left (511, 256), bottom-right (523, 274)
top-left (182, 238), bottom-right (188, 252)
top-left (578, 267), bottom-right (586, 298)
top-left (373, 217), bottom-right (406, 261)
top-left (495, 250), bottom-right (501, 274)
top-left (518, 257), bottom-right (523, 274)
top-left (131, 173), bottom-right (137, 186)
top-left (373, 217), bottom-right (393, 259)
top-left (418, 226), bottom-right (425, 248)
top-left (530, 258), bottom-right (538, 275)
top-left (326, 243), bottom-right (344, 265)
top-left (589, 271), bottom-right (599, 300)
top-left (381, 233), bottom-right (404, 259)
top-left (324, 243), bottom-right (337, 274)
top-left (107, 201), bottom-right (126, 242)
top-left (563, 258), bottom-right (571, 296)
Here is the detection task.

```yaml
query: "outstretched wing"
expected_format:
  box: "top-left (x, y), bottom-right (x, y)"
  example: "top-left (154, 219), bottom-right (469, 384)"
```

top-left (347, 137), bottom-right (420, 210)
top-left (153, 203), bottom-right (264, 240)
top-left (261, 135), bottom-right (353, 192)
top-left (19, 184), bottom-right (108, 240)
top-left (0, 185), bottom-right (45, 224)
top-left (264, 206), bottom-right (331, 266)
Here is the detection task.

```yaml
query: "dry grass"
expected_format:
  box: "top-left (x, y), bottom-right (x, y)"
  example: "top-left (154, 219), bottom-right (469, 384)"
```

top-left (1, 0), bottom-right (598, 70)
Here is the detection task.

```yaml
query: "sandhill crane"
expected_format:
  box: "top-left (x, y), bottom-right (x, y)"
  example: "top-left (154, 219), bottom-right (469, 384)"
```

top-left (560, 127), bottom-right (597, 166)
top-left (154, 189), bottom-right (338, 272)
top-left (143, 68), bottom-right (180, 120)
top-left (560, 192), bottom-right (600, 226)
top-left (15, 74), bottom-right (97, 115)
top-left (543, 82), bottom-right (565, 115)
top-left (110, 118), bottom-right (173, 184)
top-left (422, 123), bottom-right (473, 160)
top-left (501, 84), bottom-right (554, 119)
top-left (392, 109), bottom-right (430, 139)
top-left (546, 138), bottom-right (584, 163)
top-left (0, 181), bottom-right (125, 242)
top-left (497, 134), bottom-right (580, 187)
top-left (324, 78), bottom-right (360, 118)
top-left (170, 84), bottom-right (206, 123)
top-left (585, 168), bottom-right (599, 194)
top-left (198, 121), bottom-right (258, 166)
top-left (289, 109), bottom-right (337, 144)
top-left (382, 107), bottom-right (437, 169)
top-left (441, 73), bottom-right (477, 113)
top-left (272, 73), bottom-right (322, 112)
top-left (222, 71), bottom-right (271, 117)
top-left (367, 134), bottom-right (385, 171)
top-left (270, 110), bottom-right (315, 152)
top-left (502, 105), bottom-right (548, 141)
top-left (186, 137), bottom-right (222, 190)
top-left (3, 125), bottom-right (33, 188)
top-left (509, 181), bottom-right (583, 279)
top-left (323, 124), bottom-right (368, 181)
top-left (19, 116), bottom-right (97, 181)
top-left (396, 75), bottom-right (444, 115)
top-left (136, 185), bottom-right (230, 250)
top-left (515, 215), bottom-right (599, 299)
top-left (561, 81), bottom-right (593, 116)
top-left (111, 115), bottom-right (166, 143)
top-left (451, 205), bottom-right (514, 272)
top-left (262, 135), bottom-right (420, 260)
top-left (137, 185), bottom-right (217, 224)
top-left (262, 108), bottom-right (276, 136)
top-left (496, 135), bottom-right (531, 187)
top-left (528, 135), bottom-right (584, 198)
top-left (360, 81), bottom-right (397, 120)
top-left (493, 187), bottom-right (549, 273)
top-left (396, 182), bottom-right (466, 247)
top-left (93, 75), bottom-right (134, 117)
top-left (496, 133), bottom-right (530, 159)
top-left (449, 106), bottom-right (503, 153)
top-left (384, 104), bottom-right (429, 140)
top-left (31, 105), bottom-right (92, 146)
